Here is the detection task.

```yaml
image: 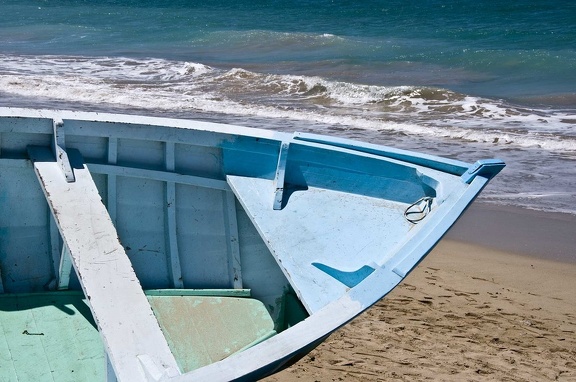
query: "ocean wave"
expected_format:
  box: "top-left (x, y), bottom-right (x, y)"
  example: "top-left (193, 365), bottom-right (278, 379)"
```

top-left (1, 54), bottom-right (575, 154)
top-left (200, 29), bottom-right (351, 55)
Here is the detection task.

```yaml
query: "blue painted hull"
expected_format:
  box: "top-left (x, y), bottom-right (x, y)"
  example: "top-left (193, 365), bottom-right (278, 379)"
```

top-left (0, 108), bottom-right (503, 381)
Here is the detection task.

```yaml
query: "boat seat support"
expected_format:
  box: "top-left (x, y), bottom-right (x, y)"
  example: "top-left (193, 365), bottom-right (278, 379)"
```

top-left (273, 141), bottom-right (290, 210)
top-left (51, 118), bottom-right (75, 183)
top-left (164, 142), bottom-right (184, 288)
top-left (57, 244), bottom-right (73, 290)
top-left (223, 191), bottom-right (243, 288)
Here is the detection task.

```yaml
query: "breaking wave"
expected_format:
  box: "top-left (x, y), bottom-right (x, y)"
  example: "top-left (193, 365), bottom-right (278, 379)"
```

top-left (1, 54), bottom-right (575, 154)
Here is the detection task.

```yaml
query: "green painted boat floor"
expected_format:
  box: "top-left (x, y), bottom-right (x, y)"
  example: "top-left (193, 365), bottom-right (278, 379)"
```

top-left (149, 294), bottom-right (276, 372)
top-left (0, 292), bottom-right (103, 382)
top-left (0, 291), bottom-right (276, 380)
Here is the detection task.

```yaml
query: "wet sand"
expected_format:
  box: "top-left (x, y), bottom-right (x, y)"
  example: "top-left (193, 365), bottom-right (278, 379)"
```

top-left (264, 204), bottom-right (576, 381)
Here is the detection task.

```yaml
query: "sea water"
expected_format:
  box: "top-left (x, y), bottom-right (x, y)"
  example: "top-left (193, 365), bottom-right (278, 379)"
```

top-left (1, 0), bottom-right (575, 214)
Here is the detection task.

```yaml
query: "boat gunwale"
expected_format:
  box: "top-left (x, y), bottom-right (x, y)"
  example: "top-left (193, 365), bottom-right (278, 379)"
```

top-left (0, 107), bottom-right (476, 178)
top-left (0, 107), bottom-right (503, 381)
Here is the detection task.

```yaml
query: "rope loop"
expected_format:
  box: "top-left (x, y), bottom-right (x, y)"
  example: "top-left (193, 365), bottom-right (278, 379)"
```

top-left (404, 196), bottom-right (434, 224)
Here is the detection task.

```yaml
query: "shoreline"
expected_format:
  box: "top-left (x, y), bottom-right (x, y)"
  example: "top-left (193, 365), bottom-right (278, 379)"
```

top-left (447, 202), bottom-right (576, 264)
top-left (265, 202), bottom-right (576, 381)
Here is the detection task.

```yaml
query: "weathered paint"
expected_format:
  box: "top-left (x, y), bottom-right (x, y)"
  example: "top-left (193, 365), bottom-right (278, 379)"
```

top-left (0, 108), bottom-right (504, 381)
top-left (148, 295), bottom-right (275, 373)
top-left (29, 146), bottom-right (180, 381)
top-left (0, 292), bottom-right (104, 381)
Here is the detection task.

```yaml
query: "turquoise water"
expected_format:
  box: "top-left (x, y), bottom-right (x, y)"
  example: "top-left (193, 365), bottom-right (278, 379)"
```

top-left (1, 0), bottom-right (575, 213)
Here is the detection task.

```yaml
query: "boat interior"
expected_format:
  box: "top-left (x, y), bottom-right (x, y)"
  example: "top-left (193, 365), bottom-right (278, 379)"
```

top-left (0, 116), bottom-right (309, 379)
top-left (0, 112), bottom-right (477, 380)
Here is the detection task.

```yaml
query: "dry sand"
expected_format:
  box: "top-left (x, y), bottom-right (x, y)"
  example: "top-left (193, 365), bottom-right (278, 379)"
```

top-left (264, 205), bottom-right (576, 381)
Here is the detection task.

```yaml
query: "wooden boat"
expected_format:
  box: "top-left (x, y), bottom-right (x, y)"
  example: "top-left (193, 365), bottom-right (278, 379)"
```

top-left (0, 108), bottom-right (504, 381)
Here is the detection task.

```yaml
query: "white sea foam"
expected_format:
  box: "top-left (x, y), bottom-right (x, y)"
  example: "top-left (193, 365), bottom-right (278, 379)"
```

top-left (488, 192), bottom-right (576, 200)
top-left (178, 62), bottom-right (213, 77)
top-left (1, 54), bottom-right (575, 154)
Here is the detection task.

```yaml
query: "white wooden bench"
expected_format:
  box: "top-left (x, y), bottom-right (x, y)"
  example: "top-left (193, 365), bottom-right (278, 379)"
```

top-left (28, 146), bottom-right (180, 381)
top-left (227, 175), bottom-right (410, 314)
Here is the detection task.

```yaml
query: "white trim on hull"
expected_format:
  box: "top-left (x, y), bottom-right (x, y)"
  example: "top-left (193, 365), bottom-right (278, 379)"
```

top-left (0, 108), bottom-right (504, 381)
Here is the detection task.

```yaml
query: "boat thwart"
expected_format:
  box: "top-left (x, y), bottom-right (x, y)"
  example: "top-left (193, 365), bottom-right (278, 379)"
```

top-left (0, 108), bottom-right (504, 381)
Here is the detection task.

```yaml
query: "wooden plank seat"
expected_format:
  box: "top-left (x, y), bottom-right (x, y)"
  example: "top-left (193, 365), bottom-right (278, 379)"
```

top-left (25, 146), bottom-right (275, 380)
top-left (0, 291), bottom-right (276, 380)
top-left (28, 145), bottom-right (180, 381)
top-left (227, 175), bottom-right (411, 314)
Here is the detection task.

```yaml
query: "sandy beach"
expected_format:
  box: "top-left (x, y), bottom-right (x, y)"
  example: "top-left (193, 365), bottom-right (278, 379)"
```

top-left (264, 204), bottom-right (576, 381)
